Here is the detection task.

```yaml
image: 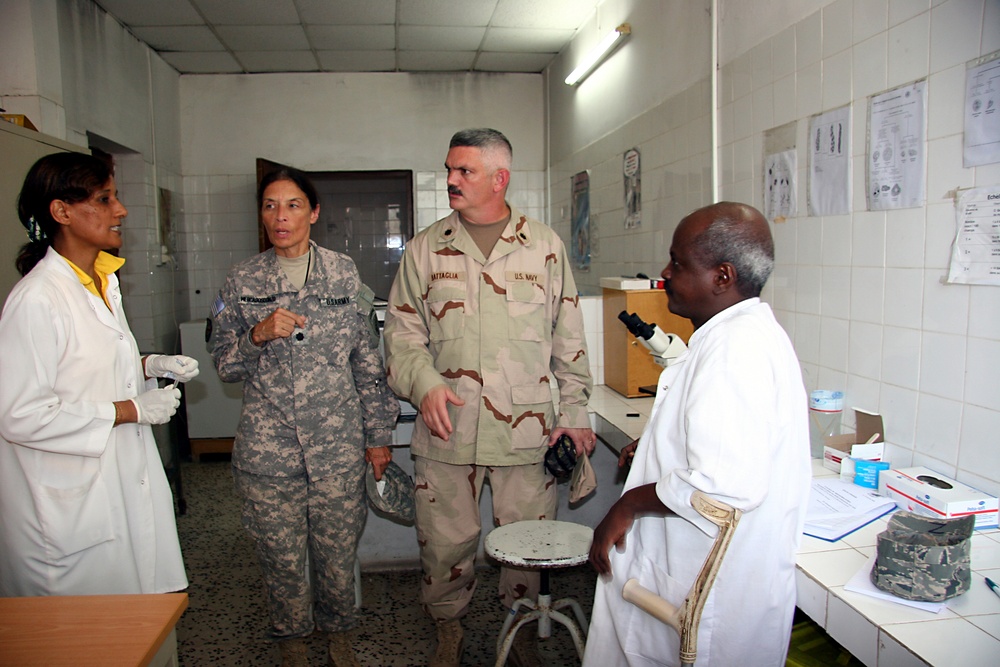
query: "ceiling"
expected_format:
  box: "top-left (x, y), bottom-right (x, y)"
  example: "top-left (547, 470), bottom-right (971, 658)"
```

top-left (93, 0), bottom-right (603, 75)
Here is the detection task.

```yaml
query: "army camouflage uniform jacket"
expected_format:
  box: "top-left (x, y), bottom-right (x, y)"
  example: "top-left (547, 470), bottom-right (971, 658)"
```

top-left (211, 242), bottom-right (399, 480)
top-left (384, 206), bottom-right (592, 467)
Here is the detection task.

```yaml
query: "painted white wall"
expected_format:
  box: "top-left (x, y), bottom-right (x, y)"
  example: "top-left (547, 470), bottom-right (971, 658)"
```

top-left (150, 55), bottom-right (182, 176)
top-left (56, 0), bottom-right (151, 157)
top-left (0, 0), bottom-right (186, 355)
top-left (179, 72), bottom-right (544, 175)
top-left (544, 0), bottom-right (714, 292)
top-left (717, 0), bottom-right (838, 64)
top-left (546, 0), bottom-right (712, 163)
top-left (0, 0), bottom-right (67, 134)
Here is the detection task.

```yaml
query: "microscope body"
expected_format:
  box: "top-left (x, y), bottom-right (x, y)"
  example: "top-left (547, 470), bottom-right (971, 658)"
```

top-left (618, 311), bottom-right (688, 367)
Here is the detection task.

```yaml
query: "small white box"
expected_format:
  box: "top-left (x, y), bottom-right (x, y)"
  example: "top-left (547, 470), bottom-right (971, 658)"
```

top-left (878, 466), bottom-right (999, 529)
top-left (600, 276), bottom-right (652, 290)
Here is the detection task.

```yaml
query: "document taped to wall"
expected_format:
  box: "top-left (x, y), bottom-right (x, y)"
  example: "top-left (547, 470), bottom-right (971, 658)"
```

top-left (947, 186), bottom-right (1000, 286)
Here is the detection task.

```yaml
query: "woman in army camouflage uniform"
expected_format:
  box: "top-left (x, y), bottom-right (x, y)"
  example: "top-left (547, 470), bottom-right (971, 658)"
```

top-left (210, 167), bottom-right (399, 667)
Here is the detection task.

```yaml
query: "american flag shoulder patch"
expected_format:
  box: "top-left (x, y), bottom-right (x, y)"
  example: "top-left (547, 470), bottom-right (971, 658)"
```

top-left (211, 292), bottom-right (226, 317)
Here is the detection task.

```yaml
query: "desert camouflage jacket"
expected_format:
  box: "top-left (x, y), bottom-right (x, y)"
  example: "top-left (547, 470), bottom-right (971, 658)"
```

top-left (211, 242), bottom-right (399, 479)
top-left (384, 206), bottom-right (592, 466)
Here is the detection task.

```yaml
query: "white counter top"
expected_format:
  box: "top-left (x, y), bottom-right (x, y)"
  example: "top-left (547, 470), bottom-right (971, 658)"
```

top-left (587, 385), bottom-right (1000, 667)
top-left (798, 460), bottom-right (1000, 667)
top-left (588, 385), bottom-right (654, 445)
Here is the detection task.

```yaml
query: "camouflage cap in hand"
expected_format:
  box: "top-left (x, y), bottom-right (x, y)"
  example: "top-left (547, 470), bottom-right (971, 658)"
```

top-left (544, 434), bottom-right (577, 478)
top-left (366, 461), bottom-right (416, 524)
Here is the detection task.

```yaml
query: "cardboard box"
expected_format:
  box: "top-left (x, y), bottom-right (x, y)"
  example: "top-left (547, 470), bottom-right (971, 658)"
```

top-left (822, 408), bottom-right (885, 475)
top-left (1, 114), bottom-right (37, 131)
top-left (878, 466), bottom-right (999, 529)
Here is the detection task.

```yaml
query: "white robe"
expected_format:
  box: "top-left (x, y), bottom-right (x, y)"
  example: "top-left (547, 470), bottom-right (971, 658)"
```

top-left (0, 248), bottom-right (187, 596)
top-left (584, 299), bottom-right (810, 667)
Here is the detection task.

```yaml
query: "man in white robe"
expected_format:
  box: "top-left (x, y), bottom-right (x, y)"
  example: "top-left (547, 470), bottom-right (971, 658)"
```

top-left (585, 202), bottom-right (810, 667)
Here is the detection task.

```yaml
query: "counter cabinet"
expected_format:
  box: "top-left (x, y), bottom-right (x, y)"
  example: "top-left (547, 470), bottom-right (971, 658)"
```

top-left (601, 288), bottom-right (693, 398)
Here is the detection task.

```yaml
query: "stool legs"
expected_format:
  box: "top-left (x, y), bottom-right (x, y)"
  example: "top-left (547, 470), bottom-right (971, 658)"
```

top-left (554, 596), bottom-right (589, 636)
top-left (494, 571), bottom-right (588, 666)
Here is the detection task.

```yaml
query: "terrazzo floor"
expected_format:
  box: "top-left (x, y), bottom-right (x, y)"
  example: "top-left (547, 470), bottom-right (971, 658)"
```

top-left (174, 459), bottom-right (596, 666)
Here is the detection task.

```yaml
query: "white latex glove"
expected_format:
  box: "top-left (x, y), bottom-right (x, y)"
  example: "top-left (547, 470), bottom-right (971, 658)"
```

top-left (131, 386), bottom-right (181, 425)
top-left (144, 354), bottom-right (200, 382)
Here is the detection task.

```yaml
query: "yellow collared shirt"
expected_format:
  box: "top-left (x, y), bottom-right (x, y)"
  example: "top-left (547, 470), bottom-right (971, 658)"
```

top-left (63, 251), bottom-right (126, 310)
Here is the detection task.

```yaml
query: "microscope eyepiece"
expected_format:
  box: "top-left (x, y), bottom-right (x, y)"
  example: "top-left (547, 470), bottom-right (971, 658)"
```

top-left (618, 310), bottom-right (655, 340)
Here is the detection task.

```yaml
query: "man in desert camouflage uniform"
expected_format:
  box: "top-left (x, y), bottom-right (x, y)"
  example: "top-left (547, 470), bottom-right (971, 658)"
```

top-left (211, 167), bottom-right (399, 667)
top-left (383, 128), bottom-right (595, 667)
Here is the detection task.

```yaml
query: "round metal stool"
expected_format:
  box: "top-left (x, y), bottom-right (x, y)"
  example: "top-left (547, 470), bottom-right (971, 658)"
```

top-left (484, 520), bottom-right (593, 666)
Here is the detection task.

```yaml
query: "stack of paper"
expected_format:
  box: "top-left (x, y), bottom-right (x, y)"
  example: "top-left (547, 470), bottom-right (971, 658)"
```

top-left (804, 478), bottom-right (897, 541)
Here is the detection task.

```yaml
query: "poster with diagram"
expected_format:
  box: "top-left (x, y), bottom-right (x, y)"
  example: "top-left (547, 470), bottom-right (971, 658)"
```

top-left (623, 147), bottom-right (641, 229)
top-left (808, 105), bottom-right (851, 216)
top-left (867, 80), bottom-right (926, 210)
top-left (571, 170), bottom-right (591, 271)
top-left (763, 149), bottom-right (796, 222)
top-left (964, 50), bottom-right (1000, 167)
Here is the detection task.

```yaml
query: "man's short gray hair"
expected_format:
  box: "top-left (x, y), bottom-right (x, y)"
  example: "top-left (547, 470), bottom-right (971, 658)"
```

top-left (450, 128), bottom-right (513, 170)
top-left (693, 203), bottom-right (774, 298)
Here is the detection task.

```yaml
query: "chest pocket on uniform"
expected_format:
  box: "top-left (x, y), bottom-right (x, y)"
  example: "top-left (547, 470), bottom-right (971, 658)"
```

top-left (506, 281), bottom-right (548, 342)
top-left (426, 282), bottom-right (465, 342)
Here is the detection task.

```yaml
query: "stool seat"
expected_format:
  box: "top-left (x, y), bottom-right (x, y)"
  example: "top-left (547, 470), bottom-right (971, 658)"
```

top-left (484, 520), bottom-right (593, 666)
top-left (485, 520), bottom-right (593, 569)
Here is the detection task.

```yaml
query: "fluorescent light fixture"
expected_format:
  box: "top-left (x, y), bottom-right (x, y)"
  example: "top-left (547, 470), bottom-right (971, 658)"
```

top-left (564, 23), bottom-right (631, 86)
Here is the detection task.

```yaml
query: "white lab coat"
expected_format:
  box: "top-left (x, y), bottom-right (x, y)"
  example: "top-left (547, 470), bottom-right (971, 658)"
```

top-left (584, 299), bottom-right (810, 667)
top-left (0, 248), bottom-right (187, 596)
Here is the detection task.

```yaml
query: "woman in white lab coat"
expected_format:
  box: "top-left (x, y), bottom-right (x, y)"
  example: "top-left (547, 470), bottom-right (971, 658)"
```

top-left (0, 152), bottom-right (196, 596)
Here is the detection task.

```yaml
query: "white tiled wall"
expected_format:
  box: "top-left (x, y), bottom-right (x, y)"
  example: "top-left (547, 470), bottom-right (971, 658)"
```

top-left (716, 0), bottom-right (1000, 495)
top-left (178, 174), bottom-right (258, 319)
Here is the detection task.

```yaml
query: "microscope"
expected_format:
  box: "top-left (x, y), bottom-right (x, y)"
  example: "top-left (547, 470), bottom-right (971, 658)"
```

top-left (617, 310), bottom-right (687, 367)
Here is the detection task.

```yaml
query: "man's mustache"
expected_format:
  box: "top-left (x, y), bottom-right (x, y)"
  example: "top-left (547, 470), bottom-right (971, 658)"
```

top-left (448, 186), bottom-right (462, 196)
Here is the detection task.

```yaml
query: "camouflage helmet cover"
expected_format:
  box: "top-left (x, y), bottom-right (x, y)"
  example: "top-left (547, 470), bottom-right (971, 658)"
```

top-left (870, 511), bottom-right (974, 602)
top-left (366, 461), bottom-right (416, 524)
